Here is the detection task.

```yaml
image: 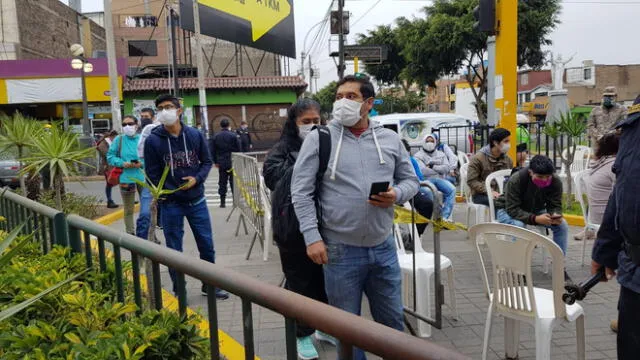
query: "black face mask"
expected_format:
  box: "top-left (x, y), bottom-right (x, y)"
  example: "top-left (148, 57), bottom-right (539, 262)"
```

top-left (140, 118), bottom-right (153, 128)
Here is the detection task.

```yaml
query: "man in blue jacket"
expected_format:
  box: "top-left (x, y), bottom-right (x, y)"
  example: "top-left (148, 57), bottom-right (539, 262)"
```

top-left (592, 95), bottom-right (640, 359)
top-left (144, 94), bottom-right (229, 300)
top-left (210, 118), bottom-right (240, 208)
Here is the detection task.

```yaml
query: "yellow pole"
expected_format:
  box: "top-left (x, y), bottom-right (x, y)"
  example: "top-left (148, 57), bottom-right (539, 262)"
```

top-left (354, 56), bottom-right (359, 73)
top-left (494, 0), bottom-right (518, 163)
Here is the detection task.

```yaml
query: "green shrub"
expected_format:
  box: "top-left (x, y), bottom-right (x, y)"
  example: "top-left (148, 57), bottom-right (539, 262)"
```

top-left (39, 190), bottom-right (99, 219)
top-left (0, 232), bottom-right (208, 360)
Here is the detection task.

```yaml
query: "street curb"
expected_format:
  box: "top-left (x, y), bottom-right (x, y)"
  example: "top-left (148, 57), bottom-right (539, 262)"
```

top-left (93, 206), bottom-right (253, 360)
top-left (564, 214), bottom-right (585, 227)
top-left (94, 204), bottom-right (139, 225)
top-left (65, 176), bottom-right (103, 182)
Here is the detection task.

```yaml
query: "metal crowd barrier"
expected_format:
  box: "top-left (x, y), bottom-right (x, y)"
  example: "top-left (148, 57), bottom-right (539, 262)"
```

top-left (226, 152), bottom-right (272, 261)
top-left (0, 188), bottom-right (468, 360)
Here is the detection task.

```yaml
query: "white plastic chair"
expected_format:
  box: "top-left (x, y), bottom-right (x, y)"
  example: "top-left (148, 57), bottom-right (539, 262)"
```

top-left (394, 203), bottom-right (458, 338)
top-left (559, 146), bottom-right (592, 191)
top-left (484, 169), bottom-right (513, 223)
top-left (457, 151), bottom-right (470, 167)
top-left (485, 169), bottom-right (552, 273)
top-left (470, 223), bottom-right (585, 360)
top-left (574, 171), bottom-right (601, 266)
top-left (460, 163), bottom-right (489, 227)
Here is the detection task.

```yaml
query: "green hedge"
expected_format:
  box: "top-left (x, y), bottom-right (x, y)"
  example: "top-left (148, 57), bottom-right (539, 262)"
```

top-left (0, 237), bottom-right (208, 360)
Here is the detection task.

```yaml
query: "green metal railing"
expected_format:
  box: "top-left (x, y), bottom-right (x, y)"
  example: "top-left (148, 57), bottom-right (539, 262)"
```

top-left (0, 188), bottom-right (468, 360)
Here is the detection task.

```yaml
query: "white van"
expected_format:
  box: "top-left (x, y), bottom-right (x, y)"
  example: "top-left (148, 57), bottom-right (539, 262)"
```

top-left (372, 113), bottom-right (474, 153)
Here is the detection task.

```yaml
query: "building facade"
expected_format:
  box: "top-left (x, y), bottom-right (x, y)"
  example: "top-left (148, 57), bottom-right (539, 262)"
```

top-left (109, 0), bottom-right (280, 77)
top-left (0, 0), bottom-right (105, 60)
top-left (0, 58), bottom-right (127, 136)
top-left (123, 76), bottom-right (306, 150)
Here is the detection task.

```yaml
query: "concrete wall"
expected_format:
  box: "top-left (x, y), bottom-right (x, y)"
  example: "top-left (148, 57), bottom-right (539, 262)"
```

top-left (567, 65), bottom-right (640, 105)
top-left (0, 0), bottom-right (20, 60)
top-left (197, 38), bottom-right (281, 77)
top-left (10, 0), bottom-right (104, 60)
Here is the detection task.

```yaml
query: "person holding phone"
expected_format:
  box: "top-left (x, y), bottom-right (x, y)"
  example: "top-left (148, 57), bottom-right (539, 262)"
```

top-left (291, 74), bottom-right (418, 359)
top-left (494, 155), bottom-right (569, 255)
top-left (107, 115), bottom-right (145, 235)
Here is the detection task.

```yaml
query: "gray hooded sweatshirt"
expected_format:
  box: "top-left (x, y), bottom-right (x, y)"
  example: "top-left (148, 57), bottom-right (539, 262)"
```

top-left (291, 120), bottom-right (419, 248)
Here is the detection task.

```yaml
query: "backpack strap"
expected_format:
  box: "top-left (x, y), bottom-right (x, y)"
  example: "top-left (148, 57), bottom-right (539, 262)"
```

top-left (315, 125), bottom-right (331, 181)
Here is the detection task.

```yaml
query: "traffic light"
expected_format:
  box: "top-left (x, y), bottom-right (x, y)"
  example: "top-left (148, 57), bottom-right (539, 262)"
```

top-left (473, 0), bottom-right (496, 35)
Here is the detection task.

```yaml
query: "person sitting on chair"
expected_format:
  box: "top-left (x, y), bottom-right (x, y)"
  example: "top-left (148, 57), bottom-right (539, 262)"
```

top-left (467, 128), bottom-right (513, 207)
top-left (494, 155), bottom-right (568, 255)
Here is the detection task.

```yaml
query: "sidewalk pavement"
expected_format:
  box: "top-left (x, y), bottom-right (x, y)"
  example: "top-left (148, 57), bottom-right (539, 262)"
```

top-left (104, 203), bottom-right (620, 360)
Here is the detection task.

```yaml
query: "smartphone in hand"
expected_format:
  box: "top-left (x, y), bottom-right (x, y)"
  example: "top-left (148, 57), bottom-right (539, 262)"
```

top-left (369, 181), bottom-right (390, 200)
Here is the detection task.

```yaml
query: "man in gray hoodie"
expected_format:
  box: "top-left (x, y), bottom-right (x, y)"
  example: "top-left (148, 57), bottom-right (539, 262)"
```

top-left (291, 74), bottom-right (419, 359)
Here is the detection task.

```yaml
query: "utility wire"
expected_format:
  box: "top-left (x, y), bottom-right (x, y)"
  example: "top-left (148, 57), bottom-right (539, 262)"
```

top-left (352, 0), bottom-right (383, 27)
top-left (113, 0), bottom-right (164, 13)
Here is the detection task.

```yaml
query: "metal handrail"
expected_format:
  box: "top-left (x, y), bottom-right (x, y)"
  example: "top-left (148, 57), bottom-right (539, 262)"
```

top-left (65, 214), bottom-right (467, 360)
top-left (0, 188), bottom-right (469, 360)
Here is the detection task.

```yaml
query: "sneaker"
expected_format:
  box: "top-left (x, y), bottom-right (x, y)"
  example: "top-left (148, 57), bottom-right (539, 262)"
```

top-left (201, 284), bottom-right (230, 300)
top-left (296, 336), bottom-right (319, 360)
top-left (611, 319), bottom-right (618, 333)
top-left (573, 230), bottom-right (585, 241)
top-left (107, 200), bottom-right (118, 209)
top-left (314, 331), bottom-right (337, 346)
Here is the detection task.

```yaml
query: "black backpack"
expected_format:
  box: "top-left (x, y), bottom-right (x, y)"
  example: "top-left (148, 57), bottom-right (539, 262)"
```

top-left (272, 126), bottom-right (331, 247)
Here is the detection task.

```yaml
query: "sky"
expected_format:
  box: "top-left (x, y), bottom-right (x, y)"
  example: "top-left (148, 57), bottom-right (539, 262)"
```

top-left (63, 0), bottom-right (640, 91)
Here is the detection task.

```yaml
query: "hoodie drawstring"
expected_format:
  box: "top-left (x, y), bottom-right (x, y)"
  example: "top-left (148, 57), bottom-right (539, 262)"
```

top-left (183, 132), bottom-right (191, 166)
top-left (167, 138), bottom-right (175, 178)
top-left (330, 126), bottom-right (386, 181)
top-left (330, 126), bottom-right (345, 180)
top-left (372, 130), bottom-right (386, 165)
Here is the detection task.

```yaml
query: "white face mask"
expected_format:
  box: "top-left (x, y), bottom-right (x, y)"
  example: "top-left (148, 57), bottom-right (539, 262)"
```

top-left (123, 125), bottom-right (137, 137)
top-left (298, 124), bottom-right (315, 140)
top-left (158, 109), bottom-right (179, 126)
top-left (501, 143), bottom-right (511, 153)
top-left (332, 98), bottom-right (363, 127)
top-left (423, 142), bottom-right (436, 152)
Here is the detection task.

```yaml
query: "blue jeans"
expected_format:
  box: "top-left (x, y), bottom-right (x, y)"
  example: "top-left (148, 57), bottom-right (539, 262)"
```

top-left (496, 208), bottom-right (568, 255)
top-left (427, 178), bottom-right (455, 219)
top-left (161, 198), bottom-right (215, 292)
top-left (136, 187), bottom-right (162, 240)
top-left (444, 175), bottom-right (457, 186)
top-left (323, 235), bottom-right (403, 360)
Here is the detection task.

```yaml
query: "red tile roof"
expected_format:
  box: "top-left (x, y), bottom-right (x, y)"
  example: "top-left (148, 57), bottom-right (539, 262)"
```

top-left (124, 76), bottom-right (308, 92)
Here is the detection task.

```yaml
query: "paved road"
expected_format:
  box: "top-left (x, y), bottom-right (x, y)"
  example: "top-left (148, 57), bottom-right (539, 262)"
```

top-left (94, 197), bottom-right (620, 360)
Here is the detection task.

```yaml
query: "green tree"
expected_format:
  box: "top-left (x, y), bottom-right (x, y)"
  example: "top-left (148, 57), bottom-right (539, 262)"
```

top-left (312, 81), bottom-right (338, 119)
top-left (395, 0), bottom-right (561, 123)
top-left (0, 113), bottom-right (43, 196)
top-left (21, 124), bottom-right (95, 210)
top-left (356, 25), bottom-right (407, 88)
top-left (376, 89), bottom-right (425, 115)
top-left (543, 112), bottom-right (587, 207)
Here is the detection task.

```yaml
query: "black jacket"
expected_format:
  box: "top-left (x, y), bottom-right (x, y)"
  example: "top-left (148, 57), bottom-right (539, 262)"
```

top-left (593, 110), bottom-right (640, 293)
top-left (236, 128), bottom-right (252, 152)
top-left (210, 129), bottom-right (240, 169)
top-left (494, 168), bottom-right (563, 225)
top-left (263, 135), bottom-right (305, 250)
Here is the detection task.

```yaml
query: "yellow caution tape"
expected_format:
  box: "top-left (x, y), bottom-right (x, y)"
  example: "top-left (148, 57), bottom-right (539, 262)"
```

top-left (393, 206), bottom-right (468, 232)
top-left (230, 168), bottom-right (264, 216)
